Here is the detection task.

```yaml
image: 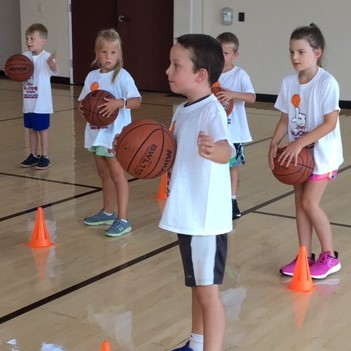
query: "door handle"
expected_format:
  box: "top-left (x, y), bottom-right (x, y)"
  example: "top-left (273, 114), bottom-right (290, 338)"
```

top-left (118, 15), bottom-right (130, 22)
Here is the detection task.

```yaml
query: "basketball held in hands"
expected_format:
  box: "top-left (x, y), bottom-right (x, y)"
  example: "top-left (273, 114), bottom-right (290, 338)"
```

top-left (5, 54), bottom-right (34, 82)
top-left (81, 90), bottom-right (119, 127)
top-left (115, 119), bottom-right (176, 179)
top-left (211, 81), bottom-right (234, 116)
top-left (272, 146), bottom-right (314, 185)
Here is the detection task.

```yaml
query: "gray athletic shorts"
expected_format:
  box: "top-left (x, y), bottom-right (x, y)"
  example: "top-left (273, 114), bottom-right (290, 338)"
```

top-left (177, 233), bottom-right (228, 287)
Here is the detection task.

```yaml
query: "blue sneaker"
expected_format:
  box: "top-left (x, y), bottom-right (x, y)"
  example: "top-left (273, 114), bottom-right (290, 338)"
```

top-left (21, 153), bottom-right (39, 168)
top-left (171, 341), bottom-right (193, 351)
top-left (84, 210), bottom-right (116, 226)
top-left (105, 218), bottom-right (132, 237)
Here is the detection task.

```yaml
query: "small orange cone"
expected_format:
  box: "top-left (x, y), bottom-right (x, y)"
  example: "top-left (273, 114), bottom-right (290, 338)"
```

top-left (27, 207), bottom-right (55, 248)
top-left (156, 172), bottom-right (168, 200)
top-left (289, 246), bottom-right (313, 292)
top-left (100, 341), bottom-right (111, 351)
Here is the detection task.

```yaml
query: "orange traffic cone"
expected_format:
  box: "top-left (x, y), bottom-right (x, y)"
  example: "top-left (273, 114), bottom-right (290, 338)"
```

top-left (289, 246), bottom-right (313, 292)
top-left (27, 207), bottom-right (55, 248)
top-left (100, 341), bottom-right (111, 351)
top-left (156, 172), bottom-right (168, 200)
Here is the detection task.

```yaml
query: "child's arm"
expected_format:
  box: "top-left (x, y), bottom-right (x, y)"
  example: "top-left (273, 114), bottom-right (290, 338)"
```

top-left (99, 97), bottom-right (141, 117)
top-left (277, 110), bottom-right (339, 167)
top-left (268, 113), bottom-right (288, 169)
top-left (46, 50), bottom-right (58, 73)
top-left (197, 131), bottom-right (231, 164)
top-left (216, 90), bottom-right (256, 104)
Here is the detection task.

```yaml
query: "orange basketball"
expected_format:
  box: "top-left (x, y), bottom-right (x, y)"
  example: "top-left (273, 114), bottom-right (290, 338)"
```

top-left (211, 84), bottom-right (234, 116)
top-left (81, 90), bottom-right (119, 127)
top-left (272, 146), bottom-right (314, 185)
top-left (115, 119), bottom-right (176, 179)
top-left (5, 54), bottom-right (33, 82)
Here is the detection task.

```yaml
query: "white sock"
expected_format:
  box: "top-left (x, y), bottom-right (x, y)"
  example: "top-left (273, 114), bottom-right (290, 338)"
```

top-left (103, 211), bottom-right (113, 216)
top-left (189, 333), bottom-right (204, 351)
top-left (232, 195), bottom-right (237, 200)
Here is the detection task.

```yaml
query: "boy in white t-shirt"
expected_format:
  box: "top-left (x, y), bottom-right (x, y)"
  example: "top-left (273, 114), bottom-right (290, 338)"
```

top-left (20, 23), bottom-right (59, 170)
top-left (159, 34), bottom-right (234, 351)
top-left (216, 32), bottom-right (256, 220)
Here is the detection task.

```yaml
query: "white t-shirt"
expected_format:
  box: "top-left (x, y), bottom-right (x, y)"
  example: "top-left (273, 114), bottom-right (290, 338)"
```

top-left (78, 68), bottom-right (141, 149)
top-left (22, 50), bottom-right (59, 114)
top-left (275, 67), bottom-right (343, 174)
top-left (219, 66), bottom-right (255, 143)
top-left (159, 95), bottom-right (233, 236)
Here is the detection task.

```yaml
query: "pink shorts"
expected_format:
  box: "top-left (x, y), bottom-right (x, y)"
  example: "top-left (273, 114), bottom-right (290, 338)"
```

top-left (308, 170), bottom-right (338, 182)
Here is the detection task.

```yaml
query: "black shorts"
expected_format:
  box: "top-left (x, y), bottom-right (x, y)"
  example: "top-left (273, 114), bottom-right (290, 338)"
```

top-left (177, 233), bottom-right (228, 287)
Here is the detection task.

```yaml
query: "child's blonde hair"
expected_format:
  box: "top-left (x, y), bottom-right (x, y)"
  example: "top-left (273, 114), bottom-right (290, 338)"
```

top-left (92, 29), bottom-right (123, 82)
top-left (25, 23), bottom-right (48, 39)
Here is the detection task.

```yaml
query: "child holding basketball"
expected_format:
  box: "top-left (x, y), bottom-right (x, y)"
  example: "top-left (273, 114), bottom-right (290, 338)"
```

top-left (268, 23), bottom-right (343, 279)
top-left (78, 29), bottom-right (141, 237)
top-left (216, 32), bottom-right (256, 220)
top-left (21, 23), bottom-right (59, 170)
top-left (159, 34), bottom-right (234, 351)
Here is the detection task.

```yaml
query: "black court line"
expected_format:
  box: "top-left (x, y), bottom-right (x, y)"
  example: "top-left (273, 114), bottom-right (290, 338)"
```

top-left (0, 172), bottom-right (138, 221)
top-left (253, 210), bottom-right (351, 229)
top-left (0, 241), bottom-right (179, 325)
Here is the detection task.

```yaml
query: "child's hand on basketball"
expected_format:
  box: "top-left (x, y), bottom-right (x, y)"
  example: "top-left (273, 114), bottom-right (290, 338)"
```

top-left (277, 142), bottom-right (303, 167)
top-left (268, 144), bottom-right (279, 170)
top-left (197, 131), bottom-right (215, 159)
top-left (98, 98), bottom-right (119, 118)
top-left (109, 134), bottom-right (119, 155)
top-left (78, 101), bottom-right (85, 119)
top-left (215, 89), bottom-right (233, 103)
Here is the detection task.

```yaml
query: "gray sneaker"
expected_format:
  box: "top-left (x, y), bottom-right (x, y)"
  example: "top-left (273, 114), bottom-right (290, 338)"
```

top-left (84, 210), bottom-right (116, 226)
top-left (105, 218), bottom-right (132, 237)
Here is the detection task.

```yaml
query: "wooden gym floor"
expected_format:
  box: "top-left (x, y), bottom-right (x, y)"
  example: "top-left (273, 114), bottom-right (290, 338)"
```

top-left (0, 78), bottom-right (350, 351)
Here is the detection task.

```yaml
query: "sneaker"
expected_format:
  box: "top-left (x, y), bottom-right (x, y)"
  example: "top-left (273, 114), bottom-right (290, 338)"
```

top-left (310, 251), bottom-right (341, 279)
top-left (232, 199), bottom-right (241, 220)
top-left (21, 153), bottom-right (39, 168)
top-left (84, 210), bottom-right (116, 226)
top-left (280, 253), bottom-right (315, 276)
top-left (105, 218), bottom-right (132, 237)
top-left (171, 341), bottom-right (193, 351)
top-left (35, 155), bottom-right (51, 170)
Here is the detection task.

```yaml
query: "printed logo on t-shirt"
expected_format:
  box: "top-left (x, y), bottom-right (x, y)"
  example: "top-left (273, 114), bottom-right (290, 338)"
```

top-left (290, 94), bottom-right (307, 139)
top-left (23, 77), bottom-right (38, 99)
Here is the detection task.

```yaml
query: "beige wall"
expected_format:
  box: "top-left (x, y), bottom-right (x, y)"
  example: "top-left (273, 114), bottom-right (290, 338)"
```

top-left (175, 0), bottom-right (351, 100)
top-left (2, 0), bottom-right (348, 100)
top-left (19, 0), bottom-right (71, 79)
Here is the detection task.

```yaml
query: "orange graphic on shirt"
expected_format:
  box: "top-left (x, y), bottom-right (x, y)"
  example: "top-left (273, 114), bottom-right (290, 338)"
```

top-left (291, 94), bottom-right (300, 108)
top-left (90, 82), bottom-right (99, 91)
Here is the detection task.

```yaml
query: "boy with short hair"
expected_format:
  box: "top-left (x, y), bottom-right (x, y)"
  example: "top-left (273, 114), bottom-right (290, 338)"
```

top-left (216, 32), bottom-right (256, 219)
top-left (21, 23), bottom-right (59, 170)
top-left (159, 34), bottom-right (234, 351)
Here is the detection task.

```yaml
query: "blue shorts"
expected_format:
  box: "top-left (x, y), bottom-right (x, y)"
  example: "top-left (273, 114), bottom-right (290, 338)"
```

top-left (23, 113), bottom-right (50, 131)
top-left (229, 143), bottom-right (246, 168)
top-left (177, 234), bottom-right (227, 287)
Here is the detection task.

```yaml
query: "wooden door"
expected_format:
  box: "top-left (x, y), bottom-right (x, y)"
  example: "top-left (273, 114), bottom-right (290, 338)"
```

top-left (116, 0), bottom-right (173, 92)
top-left (71, 0), bottom-right (118, 85)
top-left (71, 0), bottom-right (173, 92)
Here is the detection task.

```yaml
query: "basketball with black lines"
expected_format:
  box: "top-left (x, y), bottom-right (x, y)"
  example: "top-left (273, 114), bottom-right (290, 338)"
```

top-left (272, 146), bottom-right (314, 185)
top-left (81, 89), bottom-right (119, 127)
top-left (5, 54), bottom-right (34, 82)
top-left (115, 119), bottom-right (176, 179)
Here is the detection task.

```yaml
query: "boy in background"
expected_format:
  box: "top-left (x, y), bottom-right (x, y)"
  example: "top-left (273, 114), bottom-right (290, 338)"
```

top-left (216, 32), bottom-right (256, 219)
top-left (21, 23), bottom-right (59, 170)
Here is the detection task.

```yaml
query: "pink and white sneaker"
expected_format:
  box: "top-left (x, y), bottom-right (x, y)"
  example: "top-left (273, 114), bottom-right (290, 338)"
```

top-left (279, 253), bottom-right (315, 276)
top-left (310, 251), bottom-right (341, 279)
